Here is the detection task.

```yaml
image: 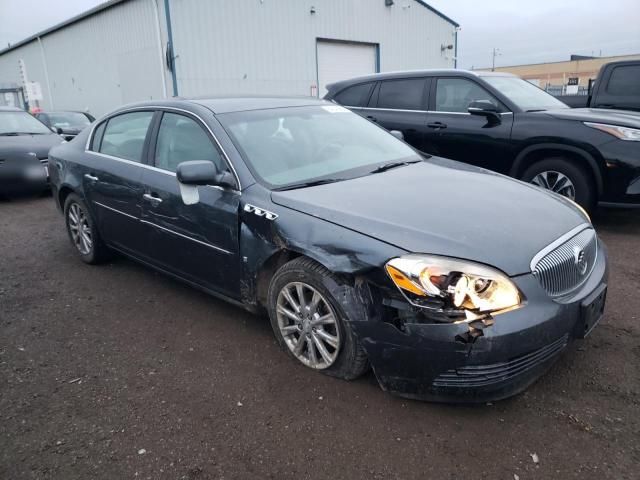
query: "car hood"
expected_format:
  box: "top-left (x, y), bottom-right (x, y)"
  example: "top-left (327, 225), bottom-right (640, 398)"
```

top-left (0, 134), bottom-right (64, 160)
top-left (543, 108), bottom-right (640, 128)
top-left (271, 158), bottom-right (587, 276)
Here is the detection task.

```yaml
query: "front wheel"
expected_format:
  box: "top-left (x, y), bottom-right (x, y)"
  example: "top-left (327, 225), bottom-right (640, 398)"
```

top-left (521, 157), bottom-right (596, 211)
top-left (267, 257), bottom-right (369, 380)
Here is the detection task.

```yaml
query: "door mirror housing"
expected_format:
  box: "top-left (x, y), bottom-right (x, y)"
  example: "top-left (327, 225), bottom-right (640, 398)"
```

top-left (389, 130), bottom-right (404, 141)
top-left (468, 100), bottom-right (502, 124)
top-left (176, 161), bottom-right (236, 205)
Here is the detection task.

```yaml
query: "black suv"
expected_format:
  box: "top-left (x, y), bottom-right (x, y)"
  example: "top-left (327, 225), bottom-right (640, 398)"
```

top-left (325, 70), bottom-right (640, 210)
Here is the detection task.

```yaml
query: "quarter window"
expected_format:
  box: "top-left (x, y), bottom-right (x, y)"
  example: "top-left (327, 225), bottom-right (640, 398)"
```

top-left (435, 78), bottom-right (502, 113)
top-left (99, 111), bottom-right (154, 162)
top-left (154, 112), bottom-right (224, 173)
top-left (334, 83), bottom-right (374, 107)
top-left (377, 79), bottom-right (426, 110)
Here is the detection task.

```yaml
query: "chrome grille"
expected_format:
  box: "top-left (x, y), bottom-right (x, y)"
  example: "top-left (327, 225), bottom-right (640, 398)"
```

top-left (531, 226), bottom-right (597, 297)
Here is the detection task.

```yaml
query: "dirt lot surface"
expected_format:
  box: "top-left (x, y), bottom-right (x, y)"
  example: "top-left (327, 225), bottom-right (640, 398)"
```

top-left (1, 197), bottom-right (639, 480)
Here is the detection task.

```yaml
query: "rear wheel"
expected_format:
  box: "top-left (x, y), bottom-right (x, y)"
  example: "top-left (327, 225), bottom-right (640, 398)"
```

top-left (63, 193), bottom-right (110, 264)
top-left (522, 157), bottom-right (596, 211)
top-left (267, 257), bottom-right (369, 380)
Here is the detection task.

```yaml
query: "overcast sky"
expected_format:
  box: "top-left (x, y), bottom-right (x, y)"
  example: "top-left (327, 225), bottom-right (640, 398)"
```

top-left (1, 0), bottom-right (639, 69)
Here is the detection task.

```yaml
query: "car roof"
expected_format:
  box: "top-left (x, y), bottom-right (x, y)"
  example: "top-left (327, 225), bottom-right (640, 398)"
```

top-left (326, 69), bottom-right (517, 93)
top-left (112, 96), bottom-right (332, 116)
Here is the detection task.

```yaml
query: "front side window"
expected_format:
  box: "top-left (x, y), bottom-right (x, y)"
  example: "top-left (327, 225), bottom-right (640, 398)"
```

top-left (377, 79), bottom-right (426, 110)
top-left (333, 83), bottom-right (374, 107)
top-left (436, 78), bottom-right (503, 113)
top-left (99, 111), bottom-right (154, 162)
top-left (154, 113), bottom-right (224, 173)
top-left (218, 105), bottom-right (419, 188)
top-left (0, 111), bottom-right (52, 135)
top-left (607, 65), bottom-right (640, 96)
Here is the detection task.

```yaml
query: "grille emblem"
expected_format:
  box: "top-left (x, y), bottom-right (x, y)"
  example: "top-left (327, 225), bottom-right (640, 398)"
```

top-left (573, 245), bottom-right (588, 275)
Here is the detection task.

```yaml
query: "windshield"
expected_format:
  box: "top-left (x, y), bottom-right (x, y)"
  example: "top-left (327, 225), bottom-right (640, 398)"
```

top-left (48, 112), bottom-right (91, 129)
top-left (218, 105), bottom-right (419, 188)
top-left (0, 111), bottom-right (53, 135)
top-left (482, 76), bottom-right (569, 111)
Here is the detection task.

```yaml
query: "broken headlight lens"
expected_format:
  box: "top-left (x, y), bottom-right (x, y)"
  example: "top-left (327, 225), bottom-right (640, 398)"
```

top-left (385, 255), bottom-right (522, 318)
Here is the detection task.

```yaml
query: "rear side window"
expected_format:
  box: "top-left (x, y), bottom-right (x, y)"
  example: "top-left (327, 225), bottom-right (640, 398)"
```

top-left (333, 83), bottom-right (374, 107)
top-left (607, 65), bottom-right (640, 96)
top-left (90, 121), bottom-right (107, 150)
top-left (154, 112), bottom-right (224, 173)
top-left (377, 78), bottom-right (426, 110)
top-left (99, 111), bottom-right (154, 162)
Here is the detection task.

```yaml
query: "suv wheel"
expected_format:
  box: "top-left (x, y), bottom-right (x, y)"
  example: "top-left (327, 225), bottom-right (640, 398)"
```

top-left (522, 157), bottom-right (596, 211)
top-left (267, 257), bottom-right (369, 380)
top-left (64, 193), bottom-right (110, 264)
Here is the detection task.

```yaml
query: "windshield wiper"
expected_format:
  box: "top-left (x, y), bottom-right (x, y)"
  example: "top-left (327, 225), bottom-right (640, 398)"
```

top-left (526, 109), bottom-right (547, 112)
top-left (274, 178), bottom-right (344, 191)
top-left (369, 159), bottom-right (420, 174)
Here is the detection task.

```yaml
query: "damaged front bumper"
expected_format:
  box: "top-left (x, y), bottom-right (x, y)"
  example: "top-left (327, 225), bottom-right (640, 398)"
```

top-left (352, 242), bottom-right (609, 403)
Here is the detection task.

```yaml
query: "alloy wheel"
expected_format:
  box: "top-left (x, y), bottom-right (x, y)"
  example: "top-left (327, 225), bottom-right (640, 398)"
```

top-left (68, 203), bottom-right (93, 255)
top-left (530, 170), bottom-right (576, 199)
top-left (276, 282), bottom-right (341, 369)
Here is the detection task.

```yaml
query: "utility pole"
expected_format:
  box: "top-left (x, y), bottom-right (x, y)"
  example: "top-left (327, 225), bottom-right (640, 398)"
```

top-left (492, 48), bottom-right (501, 71)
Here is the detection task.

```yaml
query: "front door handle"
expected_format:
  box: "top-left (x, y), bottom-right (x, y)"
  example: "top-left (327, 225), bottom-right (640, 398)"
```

top-left (427, 122), bottom-right (447, 129)
top-left (143, 193), bottom-right (163, 205)
top-left (84, 173), bottom-right (99, 182)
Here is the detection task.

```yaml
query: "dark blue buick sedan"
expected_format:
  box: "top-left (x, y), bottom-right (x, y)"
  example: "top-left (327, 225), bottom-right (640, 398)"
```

top-left (49, 97), bottom-right (608, 402)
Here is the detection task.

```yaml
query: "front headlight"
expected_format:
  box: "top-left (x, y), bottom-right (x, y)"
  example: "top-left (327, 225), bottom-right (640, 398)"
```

top-left (584, 122), bottom-right (640, 141)
top-left (385, 255), bottom-right (522, 320)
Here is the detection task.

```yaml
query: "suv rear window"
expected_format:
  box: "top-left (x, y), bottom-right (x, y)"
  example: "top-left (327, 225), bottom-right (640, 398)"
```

top-left (333, 83), bottom-right (374, 107)
top-left (376, 78), bottom-right (426, 111)
top-left (607, 65), bottom-right (640, 96)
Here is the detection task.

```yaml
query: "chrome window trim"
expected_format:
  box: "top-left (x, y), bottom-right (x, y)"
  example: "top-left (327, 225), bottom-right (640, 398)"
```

top-left (93, 201), bottom-right (232, 254)
top-left (347, 106), bottom-right (513, 115)
top-left (529, 223), bottom-right (592, 271)
top-left (84, 105), bottom-right (242, 191)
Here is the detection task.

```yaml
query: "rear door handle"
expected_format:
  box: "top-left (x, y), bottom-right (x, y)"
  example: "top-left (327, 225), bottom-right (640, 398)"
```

top-left (427, 122), bottom-right (447, 129)
top-left (366, 115), bottom-right (378, 123)
top-left (84, 173), bottom-right (99, 182)
top-left (143, 193), bottom-right (163, 205)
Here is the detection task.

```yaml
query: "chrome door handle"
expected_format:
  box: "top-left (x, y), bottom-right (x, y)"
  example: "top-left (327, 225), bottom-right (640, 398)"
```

top-left (143, 193), bottom-right (163, 204)
top-left (84, 173), bottom-right (99, 181)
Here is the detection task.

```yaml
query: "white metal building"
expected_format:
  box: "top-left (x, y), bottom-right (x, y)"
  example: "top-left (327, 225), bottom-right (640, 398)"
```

top-left (0, 0), bottom-right (459, 116)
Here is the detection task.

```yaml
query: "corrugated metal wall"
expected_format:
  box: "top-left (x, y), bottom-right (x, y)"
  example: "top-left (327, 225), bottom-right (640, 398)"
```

top-left (170, 0), bottom-right (457, 97)
top-left (0, 0), bottom-right (165, 116)
top-left (0, 0), bottom-right (456, 114)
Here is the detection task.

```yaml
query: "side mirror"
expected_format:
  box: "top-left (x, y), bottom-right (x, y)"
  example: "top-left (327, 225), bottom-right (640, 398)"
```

top-left (389, 130), bottom-right (404, 141)
top-left (176, 160), bottom-right (235, 205)
top-left (468, 100), bottom-right (502, 124)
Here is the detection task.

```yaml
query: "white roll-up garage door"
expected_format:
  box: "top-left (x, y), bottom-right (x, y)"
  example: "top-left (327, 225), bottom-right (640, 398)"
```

top-left (316, 40), bottom-right (378, 97)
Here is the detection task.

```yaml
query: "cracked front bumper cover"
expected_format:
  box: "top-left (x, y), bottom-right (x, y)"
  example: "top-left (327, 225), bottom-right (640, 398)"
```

top-left (351, 241), bottom-right (608, 403)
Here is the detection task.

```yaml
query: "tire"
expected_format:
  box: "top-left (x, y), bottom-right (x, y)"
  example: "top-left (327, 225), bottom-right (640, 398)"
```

top-left (521, 157), bottom-right (596, 212)
top-left (267, 257), bottom-right (369, 381)
top-left (63, 193), bottom-right (110, 264)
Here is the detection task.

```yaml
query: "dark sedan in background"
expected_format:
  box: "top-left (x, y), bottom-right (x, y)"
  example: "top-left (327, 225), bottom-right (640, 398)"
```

top-left (325, 70), bottom-right (640, 211)
top-left (35, 110), bottom-right (95, 141)
top-left (48, 97), bottom-right (608, 402)
top-left (0, 106), bottom-right (64, 196)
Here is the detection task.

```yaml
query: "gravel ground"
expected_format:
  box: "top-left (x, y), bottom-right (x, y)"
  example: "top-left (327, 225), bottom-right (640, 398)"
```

top-left (1, 196), bottom-right (639, 480)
